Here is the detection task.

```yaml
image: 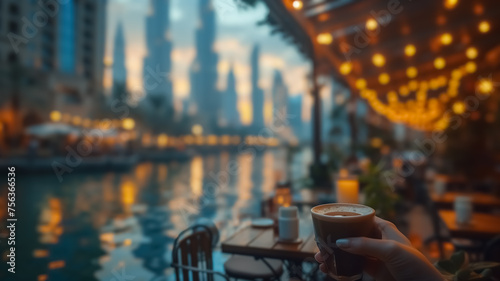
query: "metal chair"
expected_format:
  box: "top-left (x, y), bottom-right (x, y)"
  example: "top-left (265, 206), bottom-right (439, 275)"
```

top-left (172, 222), bottom-right (283, 281)
top-left (172, 224), bottom-right (229, 281)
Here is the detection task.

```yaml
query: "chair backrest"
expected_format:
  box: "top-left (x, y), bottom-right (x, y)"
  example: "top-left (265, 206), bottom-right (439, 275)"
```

top-left (484, 235), bottom-right (500, 262)
top-left (172, 225), bottom-right (215, 281)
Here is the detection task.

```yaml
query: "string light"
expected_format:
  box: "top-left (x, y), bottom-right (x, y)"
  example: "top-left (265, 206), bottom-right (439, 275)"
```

top-left (122, 118), bottom-right (135, 130)
top-left (434, 57), bottom-right (446, 69)
top-left (465, 61), bottom-right (476, 73)
top-left (444, 0), bottom-right (458, 9)
top-left (372, 53), bottom-right (385, 67)
top-left (366, 18), bottom-right (378, 31)
top-left (440, 33), bottom-right (453, 45)
top-left (478, 79), bottom-right (493, 94)
top-left (378, 73), bottom-right (390, 85)
top-left (317, 33), bottom-right (333, 45)
top-left (404, 44), bottom-right (416, 57)
top-left (406, 67), bottom-right (418, 78)
top-left (466, 47), bottom-right (478, 59)
top-left (453, 102), bottom-right (465, 114)
top-left (339, 62), bottom-right (352, 75)
top-left (478, 21), bottom-right (490, 33)
top-left (356, 78), bottom-right (367, 89)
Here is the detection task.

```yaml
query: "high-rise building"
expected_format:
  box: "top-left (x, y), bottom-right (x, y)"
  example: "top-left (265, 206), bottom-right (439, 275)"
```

top-left (0, 0), bottom-right (107, 119)
top-left (189, 0), bottom-right (219, 132)
top-left (250, 45), bottom-right (264, 131)
top-left (288, 95), bottom-right (303, 140)
top-left (143, 0), bottom-right (173, 111)
top-left (271, 70), bottom-right (288, 126)
top-left (112, 21), bottom-right (127, 101)
top-left (221, 65), bottom-right (240, 128)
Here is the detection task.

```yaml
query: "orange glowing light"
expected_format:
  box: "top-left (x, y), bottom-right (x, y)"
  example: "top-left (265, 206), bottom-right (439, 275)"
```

top-left (317, 33), bottom-right (333, 45)
top-left (434, 57), bottom-right (446, 69)
top-left (406, 67), bottom-right (418, 78)
top-left (478, 21), bottom-right (490, 33)
top-left (372, 53), bottom-right (385, 67)
top-left (404, 44), bottom-right (416, 57)
top-left (339, 62), bottom-right (352, 75)
top-left (466, 47), bottom-right (478, 59)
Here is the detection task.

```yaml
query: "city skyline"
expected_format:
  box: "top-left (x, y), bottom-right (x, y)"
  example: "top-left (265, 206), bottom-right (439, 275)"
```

top-left (103, 0), bottom-right (315, 125)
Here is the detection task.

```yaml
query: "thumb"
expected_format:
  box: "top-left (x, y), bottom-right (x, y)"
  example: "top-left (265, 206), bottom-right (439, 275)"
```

top-left (336, 237), bottom-right (401, 262)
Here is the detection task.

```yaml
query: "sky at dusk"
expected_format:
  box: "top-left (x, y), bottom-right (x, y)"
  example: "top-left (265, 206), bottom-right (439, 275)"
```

top-left (102, 0), bottom-right (327, 124)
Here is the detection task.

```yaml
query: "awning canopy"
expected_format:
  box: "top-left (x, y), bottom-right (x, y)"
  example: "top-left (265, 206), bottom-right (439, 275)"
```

top-left (261, 0), bottom-right (500, 130)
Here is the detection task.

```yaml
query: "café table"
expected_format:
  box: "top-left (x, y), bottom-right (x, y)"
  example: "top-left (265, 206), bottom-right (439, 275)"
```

top-left (430, 191), bottom-right (500, 211)
top-left (438, 210), bottom-right (500, 240)
top-left (221, 220), bottom-right (319, 280)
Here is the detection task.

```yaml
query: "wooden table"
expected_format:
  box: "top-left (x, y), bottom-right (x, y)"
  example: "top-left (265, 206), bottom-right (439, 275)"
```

top-left (438, 210), bottom-right (500, 240)
top-left (221, 225), bottom-right (318, 261)
top-left (430, 192), bottom-right (500, 210)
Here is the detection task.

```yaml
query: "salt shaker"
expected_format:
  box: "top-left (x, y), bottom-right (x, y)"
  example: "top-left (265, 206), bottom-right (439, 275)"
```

top-left (454, 196), bottom-right (472, 224)
top-left (278, 206), bottom-right (299, 241)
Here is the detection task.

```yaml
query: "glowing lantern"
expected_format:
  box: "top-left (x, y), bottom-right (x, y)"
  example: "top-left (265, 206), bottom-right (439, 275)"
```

top-left (50, 111), bottom-right (62, 122)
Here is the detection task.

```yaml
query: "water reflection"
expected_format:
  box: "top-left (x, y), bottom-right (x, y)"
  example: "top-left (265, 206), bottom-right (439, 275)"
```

top-left (0, 149), bottom-right (305, 280)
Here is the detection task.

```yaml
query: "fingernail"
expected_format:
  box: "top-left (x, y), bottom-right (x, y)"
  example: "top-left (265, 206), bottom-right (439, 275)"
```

top-left (336, 239), bottom-right (350, 248)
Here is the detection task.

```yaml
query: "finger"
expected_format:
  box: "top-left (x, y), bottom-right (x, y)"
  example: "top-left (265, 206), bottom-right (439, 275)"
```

top-left (319, 263), bottom-right (327, 273)
top-left (314, 252), bottom-right (324, 263)
top-left (336, 237), bottom-right (402, 262)
top-left (374, 217), bottom-right (411, 246)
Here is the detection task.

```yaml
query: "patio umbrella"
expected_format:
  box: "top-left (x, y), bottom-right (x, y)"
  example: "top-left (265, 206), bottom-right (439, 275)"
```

top-left (25, 123), bottom-right (81, 137)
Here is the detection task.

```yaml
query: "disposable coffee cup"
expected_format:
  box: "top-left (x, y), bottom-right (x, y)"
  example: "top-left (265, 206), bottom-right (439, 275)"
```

top-left (311, 203), bottom-right (375, 281)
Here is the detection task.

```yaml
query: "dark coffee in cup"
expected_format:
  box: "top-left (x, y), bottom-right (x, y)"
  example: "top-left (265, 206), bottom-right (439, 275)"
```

top-left (311, 203), bottom-right (375, 281)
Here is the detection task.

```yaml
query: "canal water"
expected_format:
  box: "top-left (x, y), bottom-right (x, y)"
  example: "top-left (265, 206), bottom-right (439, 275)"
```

top-left (0, 148), bottom-right (312, 281)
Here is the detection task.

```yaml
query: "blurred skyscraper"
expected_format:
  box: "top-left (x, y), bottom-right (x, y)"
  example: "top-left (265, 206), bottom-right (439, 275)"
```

top-left (143, 0), bottom-right (173, 112)
top-left (0, 0), bottom-right (107, 119)
top-left (271, 70), bottom-right (288, 126)
top-left (190, 0), bottom-right (219, 132)
top-left (288, 95), bottom-right (303, 140)
top-left (221, 65), bottom-right (240, 128)
top-left (112, 21), bottom-right (127, 101)
top-left (250, 45), bottom-right (264, 131)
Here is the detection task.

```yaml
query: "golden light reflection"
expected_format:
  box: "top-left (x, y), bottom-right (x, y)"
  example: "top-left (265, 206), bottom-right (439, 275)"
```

top-left (233, 154), bottom-right (253, 216)
top-left (157, 134), bottom-right (168, 148)
top-left (190, 156), bottom-right (203, 198)
top-left (192, 124), bottom-right (203, 136)
top-left (121, 181), bottom-right (135, 207)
